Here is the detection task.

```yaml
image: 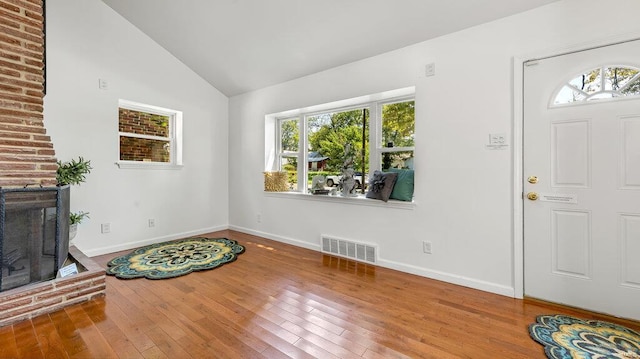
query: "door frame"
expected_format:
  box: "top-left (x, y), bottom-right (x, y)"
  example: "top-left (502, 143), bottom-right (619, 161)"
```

top-left (512, 33), bottom-right (640, 299)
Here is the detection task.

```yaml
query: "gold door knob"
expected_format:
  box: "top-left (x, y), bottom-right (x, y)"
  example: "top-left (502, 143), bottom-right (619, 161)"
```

top-left (527, 176), bottom-right (538, 184)
top-left (527, 192), bottom-right (539, 201)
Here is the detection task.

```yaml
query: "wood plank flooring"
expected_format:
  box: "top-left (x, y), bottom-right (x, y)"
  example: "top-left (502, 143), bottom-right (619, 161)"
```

top-left (1, 229), bottom-right (638, 358)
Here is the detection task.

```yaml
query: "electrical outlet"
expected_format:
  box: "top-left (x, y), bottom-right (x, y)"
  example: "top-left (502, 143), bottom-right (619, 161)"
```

top-left (422, 241), bottom-right (432, 254)
top-left (148, 219), bottom-right (155, 228)
top-left (101, 223), bottom-right (111, 234)
top-left (257, 214), bottom-right (262, 223)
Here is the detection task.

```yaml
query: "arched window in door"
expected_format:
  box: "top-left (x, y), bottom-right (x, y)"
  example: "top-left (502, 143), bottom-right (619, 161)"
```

top-left (552, 65), bottom-right (640, 106)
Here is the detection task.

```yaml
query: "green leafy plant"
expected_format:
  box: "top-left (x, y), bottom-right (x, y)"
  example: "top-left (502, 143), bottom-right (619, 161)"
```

top-left (57, 156), bottom-right (92, 232)
top-left (70, 211), bottom-right (90, 225)
top-left (56, 156), bottom-right (92, 186)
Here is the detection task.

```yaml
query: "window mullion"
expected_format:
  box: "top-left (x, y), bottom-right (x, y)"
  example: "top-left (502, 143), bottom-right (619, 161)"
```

top-left (169, 115), bottom-right (176, 163)
top-left (380, 146), bottom-right (415, 153)
top-left (173, 113), bottom-right (182, 166)
top-left (118, 132), bottom-right (170, 142)
top-left (299, 115), bottom-right (308, 192)
top-left (275, 119), bottom-right (283, 171)
top-left (369, 102), bottom-right (381, 172)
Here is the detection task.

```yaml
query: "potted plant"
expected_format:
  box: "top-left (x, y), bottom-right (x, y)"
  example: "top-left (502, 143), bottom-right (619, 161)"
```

top-left (57, 156), bottom-right (92, 242)
top-left (69, 211), bottom-right (90, 241)
top-left (56, 156), bottom-right (92, 186)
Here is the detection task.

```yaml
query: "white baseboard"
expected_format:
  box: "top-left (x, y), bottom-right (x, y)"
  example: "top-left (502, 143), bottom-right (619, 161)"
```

top-left (81, 224), bottom-right (229, 257)
top-left (228, 225), bottom-right (321, 252)
top-left (230, 225), bottom-right (515, 298)
top-left (376, 258), bottom-right (515, 297)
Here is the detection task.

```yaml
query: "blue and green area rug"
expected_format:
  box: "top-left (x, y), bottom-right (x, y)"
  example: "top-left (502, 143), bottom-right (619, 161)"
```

top-left (529, 314), bottom-right (640, 359)
top-left (106, 237), bottom-right (245, 279)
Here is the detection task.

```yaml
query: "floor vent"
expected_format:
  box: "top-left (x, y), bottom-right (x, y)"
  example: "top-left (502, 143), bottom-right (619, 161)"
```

top-left (320, 235), bottom-right (377, 264)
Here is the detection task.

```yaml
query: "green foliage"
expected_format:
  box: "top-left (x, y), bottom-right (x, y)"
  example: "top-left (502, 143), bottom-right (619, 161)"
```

top-left (279, 100), bottom-right (415, 182)
top-left (282, 157), bottom-right (297, 171)
top-left (580, 67), bottom-right (640, 94)
top-left (382, 101), bottom-right (415, 147)
top-left (56, 156), bottom-right (92, 186)
top-left (149, 114), bottom-right (169, 128)
top-left (305, 102), bottom-right (414, 173)
top-left (70, 211), bottom-right (90, 225)
top-left (285, 170), bottom-right (297, 185)
top-left (280, 119), bottom-right (299, 152)
top-left (57, 156), bottom-right (92, 229)
top-left (609, 67), bottom-right (640, 94)
top-left (308, 109), bottom-right (368, 172)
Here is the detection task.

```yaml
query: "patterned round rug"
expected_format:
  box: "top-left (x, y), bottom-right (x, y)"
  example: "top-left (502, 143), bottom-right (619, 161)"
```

top-left (529, 314), bottom-right (640, 359)
top-left (106, 237), bottom-right (245, 279)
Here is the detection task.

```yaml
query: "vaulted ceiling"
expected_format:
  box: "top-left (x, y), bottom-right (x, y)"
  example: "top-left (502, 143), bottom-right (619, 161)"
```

top-left (102, 0), bottom-right (560, 97)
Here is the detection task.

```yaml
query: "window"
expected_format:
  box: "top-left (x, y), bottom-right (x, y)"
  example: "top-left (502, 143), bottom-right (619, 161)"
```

top-left (277, 117), bottom-right (300, 187)
top-left (379, 100), bottom-right (415, 171)
top-left (117, 100), bottom-right (182, 168)
top-left (271, 90), bottom-right (415, 198)
top-left (553, 65), bottom-right (640, 105)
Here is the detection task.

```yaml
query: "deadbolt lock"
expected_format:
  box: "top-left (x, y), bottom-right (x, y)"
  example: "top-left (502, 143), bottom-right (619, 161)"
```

top-left (527, 192), bottom-right (539, 201)
top-left (527, 176), bottom-right (538, 184)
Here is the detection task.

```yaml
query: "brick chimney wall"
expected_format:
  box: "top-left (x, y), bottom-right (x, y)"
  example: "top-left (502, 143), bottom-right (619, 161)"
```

top-left (0, 0), bottom-right (57, 188)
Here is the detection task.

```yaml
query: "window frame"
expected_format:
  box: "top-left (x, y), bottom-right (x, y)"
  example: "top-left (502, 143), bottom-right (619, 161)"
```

top-left (116, 99), bottom-right (183, 170)
top-left (272, 91), bottom-right (415, 198)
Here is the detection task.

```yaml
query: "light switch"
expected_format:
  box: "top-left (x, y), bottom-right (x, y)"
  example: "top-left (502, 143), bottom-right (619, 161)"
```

top-left (425, 63), bottom-right (435, 77)
top-left (489, 133), bottom-right (507, 145)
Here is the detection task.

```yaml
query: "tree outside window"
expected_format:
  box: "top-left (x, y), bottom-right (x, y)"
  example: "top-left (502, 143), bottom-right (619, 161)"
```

top-left (276, 96), bottom-right (415, 194)
top-left (381, 101), bottom-right (415, 170)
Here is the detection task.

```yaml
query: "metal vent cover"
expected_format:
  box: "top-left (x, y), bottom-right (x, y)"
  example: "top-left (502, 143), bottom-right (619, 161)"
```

top-left (321, 235), bottom-right (376, 264)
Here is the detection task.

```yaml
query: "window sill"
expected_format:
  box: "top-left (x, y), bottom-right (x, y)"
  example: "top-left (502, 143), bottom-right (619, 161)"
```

top-left (115, 161), bottom-right (183, 170)
top-left (263, 191), bottom-right (415, 210)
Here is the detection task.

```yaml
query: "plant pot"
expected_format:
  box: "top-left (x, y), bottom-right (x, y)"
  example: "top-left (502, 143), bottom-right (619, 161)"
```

top-left (69, 223), bottom-right (78, 242)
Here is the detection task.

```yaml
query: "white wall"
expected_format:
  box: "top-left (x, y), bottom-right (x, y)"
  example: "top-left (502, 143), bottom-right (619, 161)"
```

top-left (228, 0), bottom-right (640, 296)
top-left (44, 0), bottom-right (229, 256)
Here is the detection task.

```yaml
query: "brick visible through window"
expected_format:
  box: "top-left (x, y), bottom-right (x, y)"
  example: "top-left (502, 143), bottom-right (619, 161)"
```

top-left (118, 100), bottom-right (182, 166)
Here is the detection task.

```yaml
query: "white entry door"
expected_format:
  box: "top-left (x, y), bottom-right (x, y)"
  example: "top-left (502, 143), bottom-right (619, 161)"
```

top-left (523, 39), bottom-right (640, 320)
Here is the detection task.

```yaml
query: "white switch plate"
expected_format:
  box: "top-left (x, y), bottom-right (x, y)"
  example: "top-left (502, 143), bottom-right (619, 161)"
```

top-left (425, 63), bottom-right (435, 77)
top-left (489, 133), bottom-right (507, 145)
top-left (101, 223), bottom-right (111, 233)
top-left (98, 78), bottom-right (108, 90)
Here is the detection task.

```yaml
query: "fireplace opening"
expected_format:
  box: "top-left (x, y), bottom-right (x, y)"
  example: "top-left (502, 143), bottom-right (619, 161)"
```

top-left (0, 186), bottom-right (70, 292)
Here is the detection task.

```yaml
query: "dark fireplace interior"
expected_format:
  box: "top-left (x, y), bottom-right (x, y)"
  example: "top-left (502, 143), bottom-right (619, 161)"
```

top-left (0, 186), bottom-right (70, 292)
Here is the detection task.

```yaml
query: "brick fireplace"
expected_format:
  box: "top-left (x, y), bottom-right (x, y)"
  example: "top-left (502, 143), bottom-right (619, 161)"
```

top-left (0, 0), bottom-right (105, 327)
top-left (0, 0), bottom-right (57, 187)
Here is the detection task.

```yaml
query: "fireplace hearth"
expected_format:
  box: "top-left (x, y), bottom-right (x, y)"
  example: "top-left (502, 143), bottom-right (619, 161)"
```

top-left (0, 186), bottom-right (70, 292)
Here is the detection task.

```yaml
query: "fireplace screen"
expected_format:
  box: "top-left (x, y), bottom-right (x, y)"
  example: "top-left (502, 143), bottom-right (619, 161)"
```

top-left (0, 186), bottom-right (70, 292)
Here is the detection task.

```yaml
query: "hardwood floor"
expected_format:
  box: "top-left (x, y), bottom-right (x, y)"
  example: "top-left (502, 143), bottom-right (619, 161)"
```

top-left (1, 229), bottom-right (638, 358)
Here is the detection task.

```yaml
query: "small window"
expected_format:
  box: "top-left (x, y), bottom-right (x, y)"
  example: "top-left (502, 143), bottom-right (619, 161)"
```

top-left (117, 100), bottom-right (182, 168)
top-left (553, 65), bottom-right (640, 105)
